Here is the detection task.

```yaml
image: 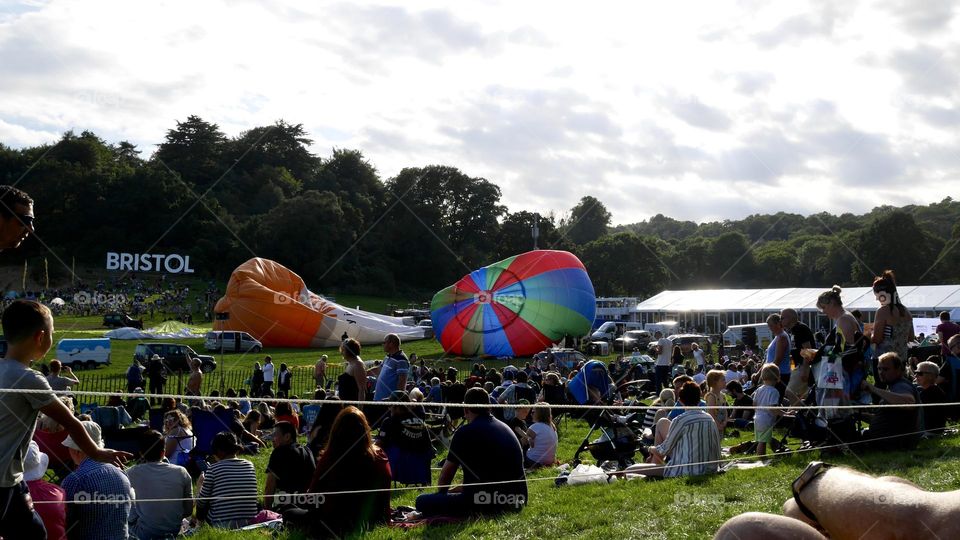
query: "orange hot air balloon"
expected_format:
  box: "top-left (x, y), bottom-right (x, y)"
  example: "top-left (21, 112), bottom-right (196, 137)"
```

top-left (213, 258), bottom-right (426, 347)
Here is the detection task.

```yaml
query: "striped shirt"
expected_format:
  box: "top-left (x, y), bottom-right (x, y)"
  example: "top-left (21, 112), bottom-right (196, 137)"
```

top-left (198, 458), bottom-right (258, 527)
top-left (655, 410), bottom-right (720, 478)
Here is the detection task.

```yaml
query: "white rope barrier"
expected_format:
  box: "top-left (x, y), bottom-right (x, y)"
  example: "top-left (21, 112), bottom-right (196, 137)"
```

top-left (32, 424), bottom-right (960, 505)
top-left (7, 387), bottom-right (959, 410)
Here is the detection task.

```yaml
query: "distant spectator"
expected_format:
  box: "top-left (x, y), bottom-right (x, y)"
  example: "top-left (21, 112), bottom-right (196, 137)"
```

top-left (126, 358), bottom-right (145, 393)
top-left (127, 430), bottom-right (193, 540)
top-left (374, 334), bottom-right (409, 401)
top-left (261, 356), bottom-right (275, 396)
top-left (197, 432), bottom-right (258, 528)
top-left (146, 353), bottom-right (168, 405)
top-left (277, 363), bottom-right (292, 397)
top-left (314, 355), bottom-right (328, 389)
top-left (46, 359), bottom-right (79, 393)
top-left (937, 311), bottom-right (960, 359)
top-left (426, 377), bottom-right (443, 402)
top-left (250, 362), bottom-right (264, 398)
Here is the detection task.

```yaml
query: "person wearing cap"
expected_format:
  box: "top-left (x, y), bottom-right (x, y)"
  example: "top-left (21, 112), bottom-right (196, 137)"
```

top-left (196, 432), bottom-right (258, 528)
top-left (24, 441), bottom-right (65, 540)
top-left (61, 420), bottom-right (134, 540)
top-left (0, 300), bottom-right (130, 539)
top-left (415, 388), bottom-right (527, 517)
top-left (126, 430), bottom-right (193, 540)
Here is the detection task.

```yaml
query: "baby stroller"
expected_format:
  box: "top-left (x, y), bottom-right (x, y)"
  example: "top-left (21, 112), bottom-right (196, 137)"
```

top-left (568, 361), bottom-right (646, 470)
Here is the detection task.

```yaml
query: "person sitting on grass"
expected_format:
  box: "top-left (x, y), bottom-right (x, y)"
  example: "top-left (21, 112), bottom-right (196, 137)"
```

top-left (525, 405), bottom-right (557, 468)
top-left (713, 462), bottom-right (960, 540)
top-left (507, 400), bottom-right (532, 451)
top-left (264, 421), bottom-right (316, 511)
top-left (285, 407), bottom-right (392, 538)
top-left (197, 432), bottom-right (258, 529)
top-left (668, 375), bottom-right (705, 420)
top-left (914, 360), bottom-right (947, 434)
top-left (162, 409), bottom-right (194, 467)
top-left (62, 421), bottom-right (134, 539)
top-left (628, 381), bottom-right (721, 478)
top-left (859, 351), bottom-right (920, 449)
top-left (416, 388), bottom-right (527, 516)
top-left (753, 364), bottom-right (783, 455)
top-left (726, 380), bottom-right (754, 429)
top-left (126, 430), bottom-right (193, 540)
top-left (274, 401), bottom-right (300, 432)
top-left (642, 389), bottom-right (675, 438)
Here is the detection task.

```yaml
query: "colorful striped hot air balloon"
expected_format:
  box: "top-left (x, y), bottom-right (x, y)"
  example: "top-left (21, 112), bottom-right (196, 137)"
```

top-left (431, 250), bottom-right (597, 357)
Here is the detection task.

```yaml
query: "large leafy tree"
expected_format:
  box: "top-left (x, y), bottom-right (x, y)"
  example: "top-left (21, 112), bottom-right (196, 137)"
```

top-left (154, 115), bottom-right (228, 190)
top-left (562, 196), bottom-right (611, 245)
top-left (577, 232), bottom-right (671, 297)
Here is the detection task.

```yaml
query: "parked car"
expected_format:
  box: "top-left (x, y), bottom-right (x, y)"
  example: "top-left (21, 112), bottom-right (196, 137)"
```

top-left (56, 338), bottom-right (111, 370)
top-left (103, 312), bottom-right (143, 329)
top-left (532, 348), bottom-right (589, 372)
top-left (667, 334), bottom-right (711, 356)
top-left (613, 330), bottom-right (653, 351)
top-left (204, 331), bottom-right (262, 353)
top-left (417, 319), bottom-right (434, 339)
top-left (134, 343), bottom-right (217, 373)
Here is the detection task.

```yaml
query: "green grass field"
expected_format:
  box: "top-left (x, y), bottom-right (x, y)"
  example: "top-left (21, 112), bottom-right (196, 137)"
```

top-left (186, 417), bottom-right (960, 540)
top-left (36, 313), bottom-right (960, 539)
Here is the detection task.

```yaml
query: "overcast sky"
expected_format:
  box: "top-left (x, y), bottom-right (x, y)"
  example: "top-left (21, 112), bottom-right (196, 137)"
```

top-left (1, 0), bottom-right (958, 225)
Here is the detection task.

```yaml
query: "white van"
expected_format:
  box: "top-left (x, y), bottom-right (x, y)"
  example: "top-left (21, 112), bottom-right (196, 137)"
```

top-left (56, 338), bottom-right (111, 370)
top-left (644, 321), bottom-right (679, 336)
top-left (204, 331), bottom-right (263, 353)
top-left (723, 323), bottom-right (774, 350)
top-left (591, 321), bottom-right (644, 342)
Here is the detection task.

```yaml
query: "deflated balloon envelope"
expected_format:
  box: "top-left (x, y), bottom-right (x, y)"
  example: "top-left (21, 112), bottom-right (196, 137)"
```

top-left (430, 250), bottom-right (596, 357)
top-left (214, 258), bottom-right (425, 347)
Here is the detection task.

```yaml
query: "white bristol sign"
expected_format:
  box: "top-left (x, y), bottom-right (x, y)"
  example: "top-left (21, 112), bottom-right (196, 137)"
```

top-left (106, 252), bottom-right (196, 274)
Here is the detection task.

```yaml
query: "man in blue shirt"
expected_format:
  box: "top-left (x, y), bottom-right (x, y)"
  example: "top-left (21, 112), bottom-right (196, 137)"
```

top-left (374, 334), bottom-right (410, 401)
top-left (61, 421), bottom-right (133, 540)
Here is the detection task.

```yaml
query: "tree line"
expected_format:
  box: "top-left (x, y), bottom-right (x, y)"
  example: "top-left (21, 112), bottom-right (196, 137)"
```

top-left (1, 116), bottom-right (958, 298)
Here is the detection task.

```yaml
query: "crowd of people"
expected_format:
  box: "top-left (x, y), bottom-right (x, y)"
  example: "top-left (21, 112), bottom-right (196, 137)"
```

top-left (1, 185), bottom-right (959, 539)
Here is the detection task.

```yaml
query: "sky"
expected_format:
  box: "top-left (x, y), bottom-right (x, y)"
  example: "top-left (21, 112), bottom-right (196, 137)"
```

top-left (1, 0), bottom-right (959, 225)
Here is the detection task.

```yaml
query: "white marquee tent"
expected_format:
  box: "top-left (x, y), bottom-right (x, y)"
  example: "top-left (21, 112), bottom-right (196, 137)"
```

top-left (632, 285), bottom-right (960, 333)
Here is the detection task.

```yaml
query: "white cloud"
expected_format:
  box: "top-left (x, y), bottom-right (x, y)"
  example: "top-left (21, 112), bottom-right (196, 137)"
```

top-left (1, 0), bottom-right (960, 225)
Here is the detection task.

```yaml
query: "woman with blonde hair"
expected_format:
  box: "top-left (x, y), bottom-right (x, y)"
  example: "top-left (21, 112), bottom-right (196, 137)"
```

top-left (162, 409), bottom-right (194, 466)
top-left (705, 370), bottom-right (729, 435)
top-left (524, 405), bottom-right (557, 468)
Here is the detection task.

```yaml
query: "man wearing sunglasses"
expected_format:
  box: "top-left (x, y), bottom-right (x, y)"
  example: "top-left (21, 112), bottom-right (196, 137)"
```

top-left (859, 351), bottom-right (920, 450)
top-left (0, 185), bottom-right (34, 252)
top-left (914, 360), bottom-right (947, 434)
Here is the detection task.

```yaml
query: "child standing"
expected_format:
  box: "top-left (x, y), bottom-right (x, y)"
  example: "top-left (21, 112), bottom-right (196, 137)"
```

top-left (705, 370), bottom-right (729, 436)
top-left (753, 364), bottom-right (782, 455)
